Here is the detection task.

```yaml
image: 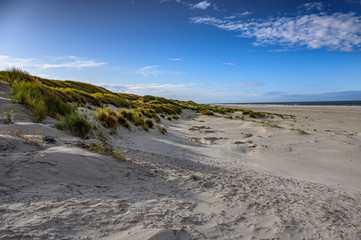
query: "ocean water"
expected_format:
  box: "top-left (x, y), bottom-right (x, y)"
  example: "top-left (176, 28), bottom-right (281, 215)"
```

top-left (237, 100), bottom-right (361, 106)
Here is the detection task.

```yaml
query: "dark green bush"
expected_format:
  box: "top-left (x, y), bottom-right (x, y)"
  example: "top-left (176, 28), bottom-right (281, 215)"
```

top-left (200, 110), bottom-right (213, 116)
top-left (55, 113), bottom-right (93, 139)
top-left (145, 119), bottom-right (154, 128)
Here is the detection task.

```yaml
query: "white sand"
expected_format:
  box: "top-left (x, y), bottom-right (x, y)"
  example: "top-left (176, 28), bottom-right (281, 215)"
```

top-left (1, 81), bottom-right (360, 239)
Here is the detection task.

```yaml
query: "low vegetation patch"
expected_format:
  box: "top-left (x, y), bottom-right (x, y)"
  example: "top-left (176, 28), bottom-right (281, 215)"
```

top-left (291, 128), bottom-right (307, 134)
top-left (157, 125), bottom-right (167, 134)
top-left (200, 110), bottom-right (213, 116)
top-left (170, 115), bottom-right (179, 120)
top-left (0, 128), bottom-right (44, 146)
top-left (96, 107), bottom-right (118, 131)
top-left (1, 110), bottom-right (14, 124)
top-left (0, 68), bottom-right (294, 137)
top-left (55, 113), bottom-right (93, 139)
top-left (86, 141), bottom-right (126, 161)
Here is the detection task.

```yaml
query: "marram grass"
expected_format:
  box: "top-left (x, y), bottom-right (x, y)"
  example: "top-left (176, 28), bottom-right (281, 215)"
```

top-left (0, 68), bottom-right (293, 134)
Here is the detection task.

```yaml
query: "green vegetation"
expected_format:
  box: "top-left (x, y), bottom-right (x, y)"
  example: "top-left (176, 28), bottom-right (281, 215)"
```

top-left (200, 110), bottom-right (213, 116)
top-left (0, 68), bottom-right (294, 135)
top-left (266, 123), bottom-right (284, 129)
top-left (144, 119), bottom-right (154, 128)
top-left (170, 115), bottom-right (179, 120)
top-left (157, 125), bottom-right (167, 134)
top-left (86, 141), bottom-right (126, 161)
top-left (291, 128), bottom-right (307, 134)
top-left (96, 107), bottom-right (118, 131)
top-left (5, 68), bottom-right (73, 122)
top-left (55, 113), bottom-right (93, 139)
top-left (224, 116), bottom-right (233, 119)
top-left (1, 110), bottom-right (14, 124)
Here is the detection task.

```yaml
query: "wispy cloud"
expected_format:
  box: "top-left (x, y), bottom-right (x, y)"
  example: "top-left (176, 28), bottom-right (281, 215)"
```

top-left (161, 0), bottom-right (217, 11)
top-left (97, 82), bottom-right (196, 100)
top-left (224, 11), bottom-right (252, 20)
top-left (192, 1), bottom-right (211, 10)
top-left (137, 65), bottom-right (162, 78)
top-left (0, 55), bottom-right (37, 68)
top-left (234, 81), bottom-right (263, 88)
top-left (223, 62), bottom-right (235, 66)
top-left (41, 56), bottom-right (105, 69)
top-left (191, 11), bottom-right (361, 51)
top-left (298, 2), bottom-right (324, 11)
top-left (168, 58), bottom-right (182, 61)
top-left (137, 65), bottom-right (184, 78)
top-left (0, 55), bottom-right (106, 70)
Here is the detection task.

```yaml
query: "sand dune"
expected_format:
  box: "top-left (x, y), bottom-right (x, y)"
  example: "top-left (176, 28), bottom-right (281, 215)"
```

top-left (1, 83), bottom-right (361, 239)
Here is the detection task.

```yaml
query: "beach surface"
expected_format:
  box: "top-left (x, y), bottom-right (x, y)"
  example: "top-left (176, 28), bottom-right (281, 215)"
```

top-left (1, 82), bottom-right (360, 239)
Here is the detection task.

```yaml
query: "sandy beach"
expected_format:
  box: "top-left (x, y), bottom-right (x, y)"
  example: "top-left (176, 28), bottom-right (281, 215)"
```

top-left (1, 82), bottom-right (361, 239)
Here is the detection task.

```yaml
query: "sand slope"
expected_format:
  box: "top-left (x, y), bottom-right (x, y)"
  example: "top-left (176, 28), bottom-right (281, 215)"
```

top-left (1, 82), bottom-right (361, 239)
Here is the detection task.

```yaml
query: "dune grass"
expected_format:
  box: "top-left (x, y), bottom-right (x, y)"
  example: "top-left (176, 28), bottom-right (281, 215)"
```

top-left (1, 110), bottom-right (14, 124)
top-left (6, 68), bottom-right (74, 122)
top-left (82, 141), bottom-right (126, 161)
top-left (55, 113), bottom-right (93, 139)
top-left (157, 125), bottom-right (167, 134)
top-left (1, 68), bottom-right (292, 135)
top-left (96, 107), bottom-right (118, 131)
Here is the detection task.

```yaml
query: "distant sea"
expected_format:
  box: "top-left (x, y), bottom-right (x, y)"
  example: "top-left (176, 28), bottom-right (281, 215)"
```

top-left (232, 100), bottom-right (361, 106)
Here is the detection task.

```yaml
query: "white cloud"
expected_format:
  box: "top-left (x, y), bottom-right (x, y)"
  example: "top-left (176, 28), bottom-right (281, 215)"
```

top-left (192, 1), bottom-right (211, 10)
top-left (41, 58), bottom-right (105, 69)
top-left (97, 82), bottom-right (197, 100)
top-left (161, 0), bottom-right (218, 11)
top-left (137, 65), bottom-right (183, 78)
top-left (137, 65), bottom-right (162, 77)
top-left (191, 12), bottom-right (361, 51)
top-left (0, 55), bottom-right (106, 70)
top-left (0, 55), bottom-right (37, 68)
top-left (298, 2), bottom-right (324, 11)
top-left (224, 11), bottom-right (252, 19)
top-left (168, 58), bottom-right (182, 61)
top-left (223, 62), bottom-right (235, 65)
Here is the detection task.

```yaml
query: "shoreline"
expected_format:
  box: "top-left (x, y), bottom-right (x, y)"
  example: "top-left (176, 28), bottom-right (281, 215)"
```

top-left (222, 103), bottom-right (361, 108)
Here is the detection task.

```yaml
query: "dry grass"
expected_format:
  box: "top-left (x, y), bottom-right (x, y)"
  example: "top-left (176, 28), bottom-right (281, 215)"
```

top-left (83, 141), bottom-right (126, 161)
top-left (0, 128), bottom-right (44, 146)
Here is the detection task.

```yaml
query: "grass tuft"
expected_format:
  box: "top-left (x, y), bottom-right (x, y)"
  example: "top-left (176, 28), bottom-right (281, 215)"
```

top-left (55, 113), bottom-right (93, 139)
top-left (170, 115), bottom-right (179, 120)
top-left (96, 107), bottom-right (118, 131)
top-left (1, 110), bottom-right (14, 124)
top-left (0, 128), bottom-right (44, 146)
top-left (144, 119), bottom-right (154, 129)
top-left (200, 110), bottom-right (213, 116)
top-left (157, 125), bottom-right (167, 134)
top-left (86, 141), bottom-right (126, 161)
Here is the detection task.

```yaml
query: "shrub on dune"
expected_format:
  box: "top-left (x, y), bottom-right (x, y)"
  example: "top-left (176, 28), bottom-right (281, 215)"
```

top-left (55, 113), bottom-right (93, 139)
top-left (96, 107), bottom-right (118, 130)
top-left (200, 110), bottom-right (213, 116)
top-left (144, 119), bottom-right (154, 129)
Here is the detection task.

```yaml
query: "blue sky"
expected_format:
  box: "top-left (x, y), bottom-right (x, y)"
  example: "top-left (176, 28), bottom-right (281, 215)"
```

top-left (1, 0), bottom-right (361, 103)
